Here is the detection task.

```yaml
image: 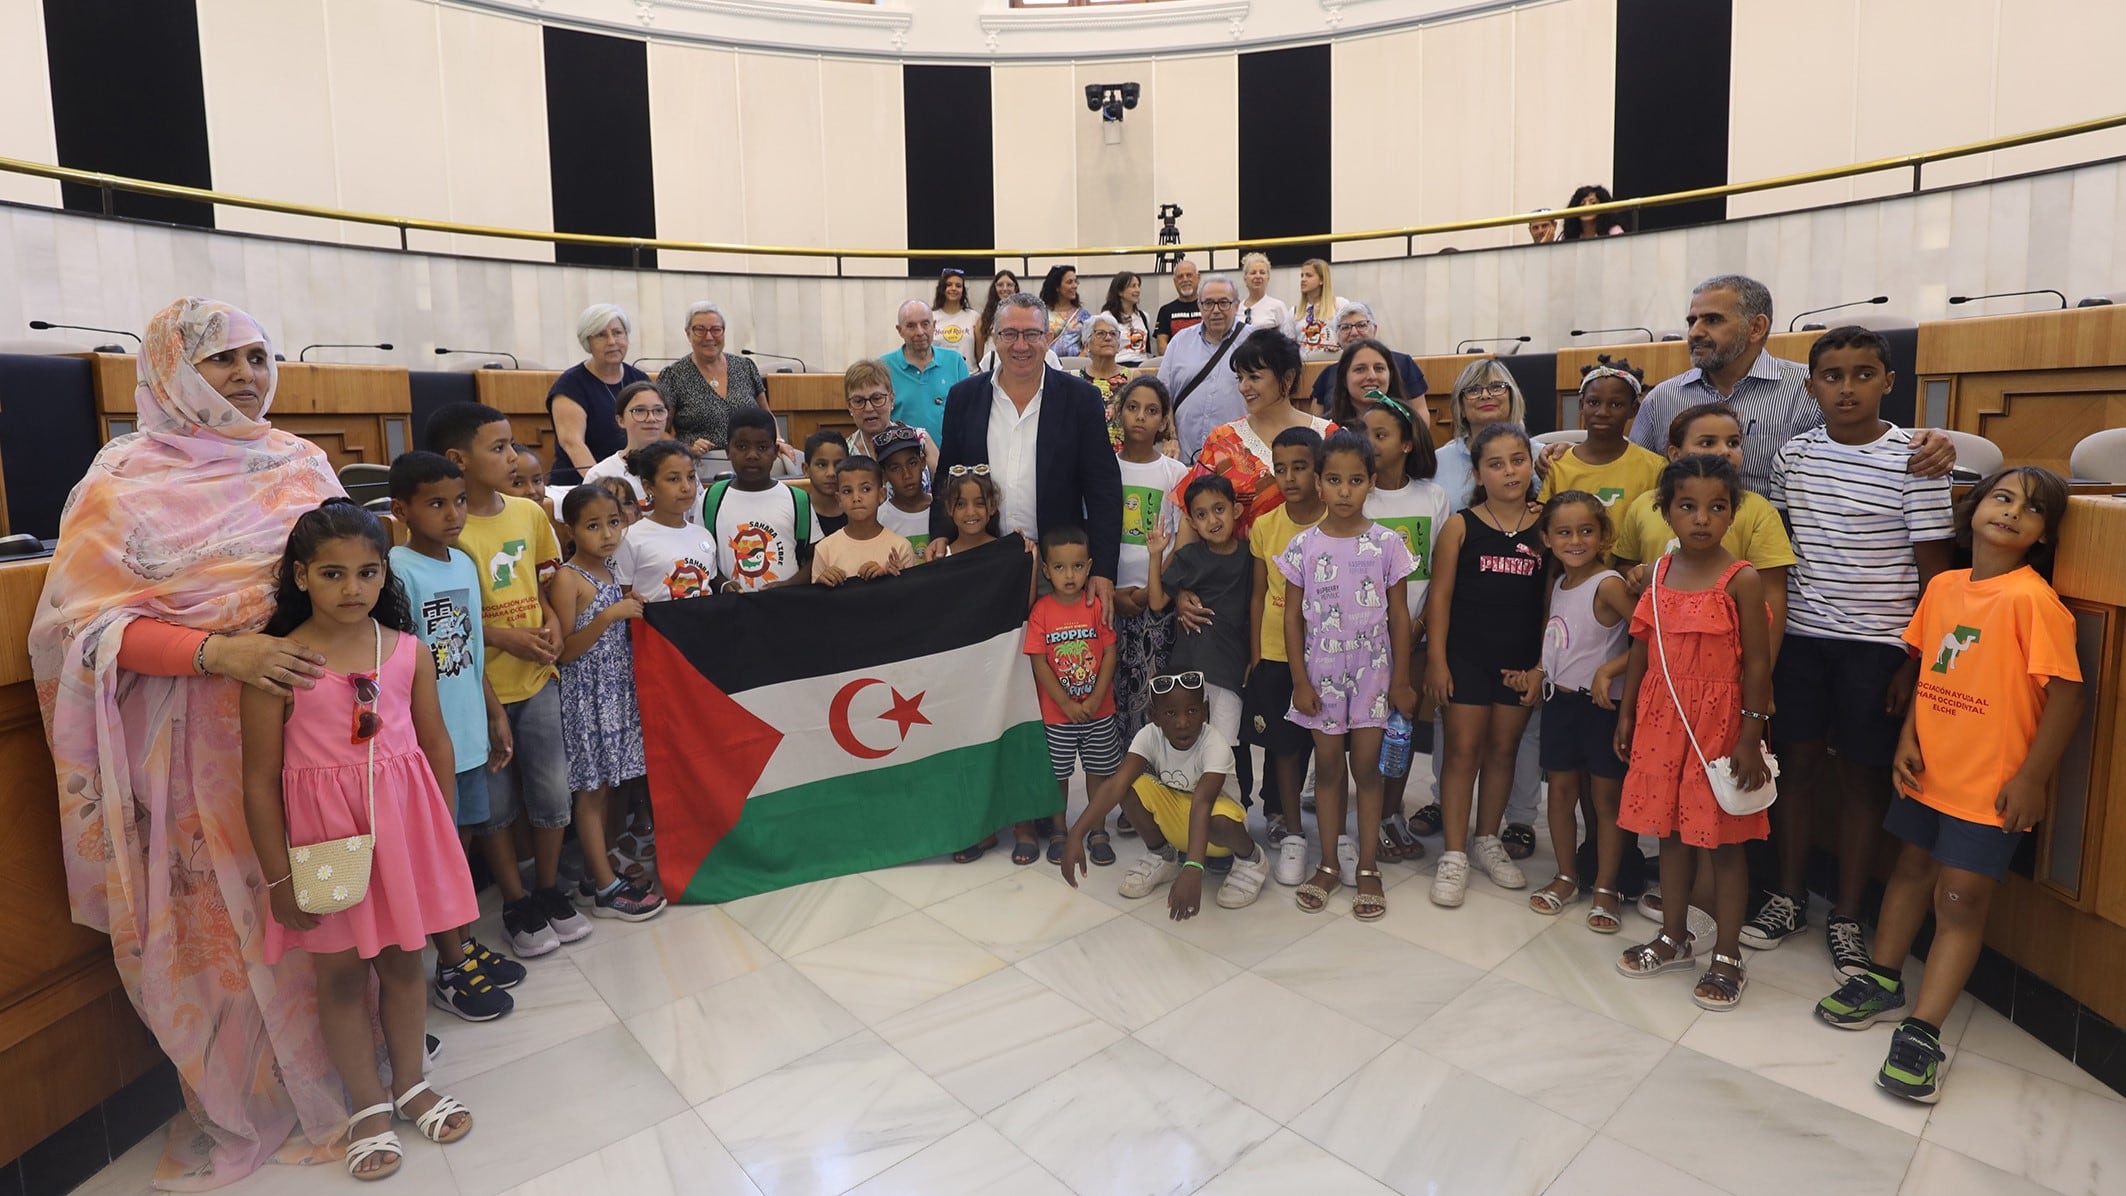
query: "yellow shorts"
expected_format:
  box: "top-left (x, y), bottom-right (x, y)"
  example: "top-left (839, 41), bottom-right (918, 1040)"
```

top-left (1130, 777), bottom-right (1248, 857)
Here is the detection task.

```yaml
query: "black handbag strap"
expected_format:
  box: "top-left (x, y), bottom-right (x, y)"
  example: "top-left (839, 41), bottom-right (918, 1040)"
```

top-left (1172, 323), bottom-right (1242, 410)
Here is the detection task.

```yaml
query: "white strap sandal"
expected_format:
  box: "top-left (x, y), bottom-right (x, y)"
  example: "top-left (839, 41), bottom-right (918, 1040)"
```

top-left (344, 1102), bottom-right (403, 1181)
top-left (393, 1079), bottom-right (474, 1144)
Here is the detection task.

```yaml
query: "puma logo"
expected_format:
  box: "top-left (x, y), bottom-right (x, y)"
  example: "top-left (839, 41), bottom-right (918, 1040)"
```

top-left (1931, 625), bottom-right (1981, 673)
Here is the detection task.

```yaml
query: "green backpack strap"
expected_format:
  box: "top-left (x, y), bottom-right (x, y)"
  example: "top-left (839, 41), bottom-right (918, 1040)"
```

top-left (700, 478), bottom-right (732, 535)
top-left (790, 484), bottom-right (811, 549)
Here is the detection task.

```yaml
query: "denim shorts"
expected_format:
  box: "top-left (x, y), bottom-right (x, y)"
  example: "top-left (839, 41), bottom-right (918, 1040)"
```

top-left (480, 684), bottom-right (573, 833)
top-left (452, 765), bottom-right (491, 829)
top-left (1883, 794), bottom-right (2022, 880)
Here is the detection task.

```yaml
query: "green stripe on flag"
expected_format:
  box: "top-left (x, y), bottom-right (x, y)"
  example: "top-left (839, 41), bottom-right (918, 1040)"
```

top-left (679, 720), bottom-right (1058, 904)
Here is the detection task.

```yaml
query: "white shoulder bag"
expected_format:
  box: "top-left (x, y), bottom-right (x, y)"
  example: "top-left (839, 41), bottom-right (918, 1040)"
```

top-left (1650, 558), bottom-right (1780, 816)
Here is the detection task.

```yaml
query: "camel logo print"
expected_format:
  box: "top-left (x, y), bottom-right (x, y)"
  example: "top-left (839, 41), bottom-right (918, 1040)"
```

top-left (1931, 625), bottom-right (1982, 673)
top-left (488, 541), bottom-right (527, 589)
top-left (1595, 487), bottom-right (1625, 508)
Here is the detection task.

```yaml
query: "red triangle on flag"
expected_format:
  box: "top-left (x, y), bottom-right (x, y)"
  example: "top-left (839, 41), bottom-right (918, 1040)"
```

top-left (632, 620), bottom-right (783, 899)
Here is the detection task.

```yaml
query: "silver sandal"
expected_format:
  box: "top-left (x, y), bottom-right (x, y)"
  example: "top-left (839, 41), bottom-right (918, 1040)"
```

top-left (1529, 874), bottom-right (1582, 916)
top-left (1616, 931), bottom-right (1695, 978)
top-left (1692, 952), bottom-right (1749, 1011)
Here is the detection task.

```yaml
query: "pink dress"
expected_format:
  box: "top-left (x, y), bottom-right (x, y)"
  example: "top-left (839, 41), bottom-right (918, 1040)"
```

top-left (1618, 557), bottom-right (1771, 849)
top-left (264, 629), bottom-right (479, 963)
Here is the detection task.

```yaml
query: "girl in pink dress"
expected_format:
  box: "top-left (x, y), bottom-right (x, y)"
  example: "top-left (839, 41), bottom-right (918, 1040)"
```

top-left (242, 500), bottom-right (481, 1181)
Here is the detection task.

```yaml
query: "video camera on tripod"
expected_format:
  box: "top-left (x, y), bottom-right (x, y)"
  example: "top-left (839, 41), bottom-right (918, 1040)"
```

top-left (1157, 203), bottom-right (1184, 272)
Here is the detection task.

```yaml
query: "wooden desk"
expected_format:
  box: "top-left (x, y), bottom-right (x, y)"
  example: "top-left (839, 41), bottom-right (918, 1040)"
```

top-left (1552, 331), bottom-right (1824, 430)
top-left (85, 354), bottom-right (416, 473)
top-left (0, 558), bottom-right (165, 1165)
top-left (1915, 306), bottom-right (2126, 478)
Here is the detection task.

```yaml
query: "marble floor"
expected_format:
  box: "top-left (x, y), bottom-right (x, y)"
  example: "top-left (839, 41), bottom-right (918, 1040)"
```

top-left (77, 774), bottom-right (2126, 1196)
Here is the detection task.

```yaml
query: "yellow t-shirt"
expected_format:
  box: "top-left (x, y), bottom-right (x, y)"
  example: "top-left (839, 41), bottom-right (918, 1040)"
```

top-left (1902, 567), bottom-right (2081, 827)
top-left (1538, 442), bottom-right (1669, 512)
top-left (1248, 503), bottom-right (1324, 662)
top-left (457, 495), bottom-right (562, 704)
top-left (1610, 488), bottom-right (1797, 572)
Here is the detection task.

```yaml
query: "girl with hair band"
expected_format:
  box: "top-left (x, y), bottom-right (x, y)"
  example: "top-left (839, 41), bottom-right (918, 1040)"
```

top-left (1540, 358), bottom-right (1666, 514)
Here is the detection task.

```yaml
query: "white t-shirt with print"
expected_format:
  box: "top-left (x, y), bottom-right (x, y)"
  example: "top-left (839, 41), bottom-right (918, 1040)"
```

top-left (1117, 454), bottom-right (1191, 591)
top-left (619, 517), bottom-right (717, 602)
top-left (1364, 478), bottom-right (1452, 617)
top-left (936, 309), bottom-right (978, 368)
top-left (877, 501), bottom-right (935, 560)
top-left (1129, 721), bottom-right (1236, 795)
top-left (710, 482), bottom-right (824, 592)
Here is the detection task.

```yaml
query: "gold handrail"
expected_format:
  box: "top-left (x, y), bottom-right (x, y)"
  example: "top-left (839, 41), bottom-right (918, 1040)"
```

top-left (4, 112), bottom-right (2123, 261)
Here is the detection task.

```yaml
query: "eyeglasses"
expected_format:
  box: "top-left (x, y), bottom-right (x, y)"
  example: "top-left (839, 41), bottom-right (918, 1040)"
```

top-left (1147, 670), bottom-right (1205, 695)
top-left (848, 392), bottom-right (893, 409)
top-left (624, 405), bottom-right (668, 419)
top-left (1337, 322), bottom-right (1373, 335)
top-left (992, 329), bottom-right (1046, 345)
top-left (686, 325), bottom-right (725, 338)
top-left (947, 463), bottom-right (991, 477)
top-left (350, 672), bottom-right (380, 744)
top-left (1198, 298), bottom-right (1237, 310)
top-left (1460, 381), bottom-right (1512, 399)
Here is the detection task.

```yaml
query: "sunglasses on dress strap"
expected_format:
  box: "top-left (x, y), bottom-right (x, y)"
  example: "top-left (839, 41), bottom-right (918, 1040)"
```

top-left (350, 672), bottom-right (381, 744)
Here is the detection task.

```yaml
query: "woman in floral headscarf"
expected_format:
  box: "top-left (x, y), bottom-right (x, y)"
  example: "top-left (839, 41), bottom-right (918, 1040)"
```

top-left (31, 298), bottom-right (351, 1189)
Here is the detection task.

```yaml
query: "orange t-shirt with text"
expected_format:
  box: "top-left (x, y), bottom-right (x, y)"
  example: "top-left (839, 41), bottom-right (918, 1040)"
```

top-left (1900, 567), bottom-right (2080, 827)
top-left (1023, 591), bottom-right (1117, 723)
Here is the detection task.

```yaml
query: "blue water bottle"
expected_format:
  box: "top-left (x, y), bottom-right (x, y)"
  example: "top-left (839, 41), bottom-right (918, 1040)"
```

top-left (1380, 710), bottom-right (1413, 778)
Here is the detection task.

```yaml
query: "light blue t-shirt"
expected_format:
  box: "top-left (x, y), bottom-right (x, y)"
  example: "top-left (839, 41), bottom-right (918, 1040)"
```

top-left (1434, 439), bottom-right (1474, 514)
top-left (390, 545), bottom-right (489, 771)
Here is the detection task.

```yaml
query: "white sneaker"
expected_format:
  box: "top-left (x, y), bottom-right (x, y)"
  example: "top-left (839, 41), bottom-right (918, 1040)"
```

top-left (1336, 839), bottom-right (1359, 887)
top-left (1472, 835), bottom-right (1528, 890)
top-left (1118, 851), bottom-right (1183, 899)
top-left (1273, 834), bottom-right (1308, 887)
top-left (1217, 848), bottom-right (1271, 909)
top-left (1431, 851), bottom-right (1470, 907)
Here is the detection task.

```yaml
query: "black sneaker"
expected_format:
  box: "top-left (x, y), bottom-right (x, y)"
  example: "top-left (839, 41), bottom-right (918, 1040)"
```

top-left (1816, 970), bottom-right (1905, 1029)
top-left (1825, 915), bottom-right (1871, 979)
top-left (462, 937), bottom-right (527, 989)
top-left (579, 877), bottom-right (667, 922)
top-left (424, 1033), bottom-right (442, 1069)
top-left (1878, 1020), bottom-right (1948, 1103)
top-left (431, 959), bottom-right (514, 1022)
top-left (1739, 890), bottom-right (1806, 949)
top-left (502, 896), bottom-right (560, 958)
top-left (535, 885), bottom-right (592, 943)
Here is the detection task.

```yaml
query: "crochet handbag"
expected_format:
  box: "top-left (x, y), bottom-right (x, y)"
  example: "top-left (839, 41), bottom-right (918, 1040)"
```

top-left (1650, 558), bottom-right (1780, 816)
top-left (289, 621), bottom-right (380, 915)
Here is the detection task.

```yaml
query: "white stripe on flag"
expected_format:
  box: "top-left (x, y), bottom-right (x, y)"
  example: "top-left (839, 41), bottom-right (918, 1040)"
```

top-left (734, 625), bottom-right (1041, 795)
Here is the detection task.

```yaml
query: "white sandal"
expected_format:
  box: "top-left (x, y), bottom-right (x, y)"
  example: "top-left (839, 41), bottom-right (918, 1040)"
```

top-left (344, 1103), bottom-right (403, 1181)
top-left (393, 1079), bottom-right (473, 1144)
top-left (1529, 874), bottom-right (1582, 915)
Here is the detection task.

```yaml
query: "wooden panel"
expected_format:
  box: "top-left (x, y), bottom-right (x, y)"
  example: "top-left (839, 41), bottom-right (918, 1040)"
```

top-left (80, 354), bottom-right (415, 475)
top-left (0, 560), bottom-right (44, 687)
top-left (0, 681), bottom-right (109, 1015)
top-left (1916, 305), bottom-right (2126, 375)
top-left (1940, 369), bottom-right (2126, 480)
top-left (473, 370), bottom-right (563, 477)
top-left (764, 373), bottom-right (860, 446)
top-left (2056, 496), bottom-right (2126, 608)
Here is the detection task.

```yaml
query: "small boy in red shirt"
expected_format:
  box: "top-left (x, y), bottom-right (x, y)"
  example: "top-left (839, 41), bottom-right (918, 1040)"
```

top-left (1024, 525), bottom-right (1121, 867)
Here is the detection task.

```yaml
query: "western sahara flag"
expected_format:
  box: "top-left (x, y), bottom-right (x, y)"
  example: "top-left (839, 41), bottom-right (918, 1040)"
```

top-left (633, 535), bottom-right (1056, 902)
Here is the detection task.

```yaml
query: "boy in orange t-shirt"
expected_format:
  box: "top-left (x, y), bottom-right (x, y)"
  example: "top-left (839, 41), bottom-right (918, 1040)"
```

top-left (1813, 467), bottom-right (2084, 1105)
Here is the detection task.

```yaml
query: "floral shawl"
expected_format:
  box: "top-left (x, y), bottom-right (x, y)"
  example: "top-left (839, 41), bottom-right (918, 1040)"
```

top-left (29, 298), bottom-right (347, 1188)
top-left (1169, 414), bottom-right (1331, 539)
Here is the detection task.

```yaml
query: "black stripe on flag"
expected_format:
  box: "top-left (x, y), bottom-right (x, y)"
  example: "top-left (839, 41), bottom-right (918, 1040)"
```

top-left (638, 533), bottom-right (1035, 695)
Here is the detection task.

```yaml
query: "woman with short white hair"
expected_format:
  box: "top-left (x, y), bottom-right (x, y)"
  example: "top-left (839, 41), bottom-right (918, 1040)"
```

top-left (547, 303), bottom-right (650, 484)
top-left (1239, 252), bottom-right (1294, 337)
top-left (660, 300), bottom-right (767, 465)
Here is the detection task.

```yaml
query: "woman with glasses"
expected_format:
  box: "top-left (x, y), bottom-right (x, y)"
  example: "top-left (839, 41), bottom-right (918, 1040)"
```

top-left (579, 381), bottom-right (673, 502)
top-left (1081, 314), bottom-right (1133, 449)
top-left (842, 359), bottom-right (940, 474)
top-left (661, 301), bottom-right (768, 474)
top-left (932, 269), bottom-right (978, 369)
top-left (1101, 271), bottom-right (1155, 366)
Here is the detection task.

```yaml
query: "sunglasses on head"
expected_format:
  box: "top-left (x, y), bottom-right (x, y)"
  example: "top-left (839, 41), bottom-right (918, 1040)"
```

top-left (948, 463), bottom-right (992, 477)
top-left (350, 672), bottom-right (380, 744)
top-left (1148, 671), bottom-right (1205, 695)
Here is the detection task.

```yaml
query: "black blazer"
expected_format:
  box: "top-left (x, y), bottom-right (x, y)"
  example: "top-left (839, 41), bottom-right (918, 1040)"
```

top-left (932, 367), bottom-right (1123, 580)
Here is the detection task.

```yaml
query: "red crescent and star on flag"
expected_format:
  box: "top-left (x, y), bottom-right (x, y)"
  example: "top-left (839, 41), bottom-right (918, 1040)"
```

top-left (827, 677), bottom-right (930, 759)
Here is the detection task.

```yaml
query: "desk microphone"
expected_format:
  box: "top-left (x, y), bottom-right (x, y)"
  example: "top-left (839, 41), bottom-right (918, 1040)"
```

top-left (1787, 296), bottom-right (1887, 331)
top-left (1568, 326), bottom-right (1653, 341)
top-left (1948, 289), bottom-right (2067, 311)
top-left (435, 347), bottom-right (520, 369)
top-left (29, 319), bottom-right (141, 352)
top-left (630, 357), bottom-right (680, 370)
top-left (1455, 335), bottom-right (1531, 355)
top-left (742, 348), bottom-right (809, 373)
top-left (298, 342), bottom-right (393, 362)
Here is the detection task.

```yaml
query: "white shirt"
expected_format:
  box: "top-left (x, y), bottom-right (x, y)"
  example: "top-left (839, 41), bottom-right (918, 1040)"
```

top-left (708, 482), bottom-right (825, 592)
top-left (1128, 721), bottom-right (1236, 795)
top-left (1113, 309), bottom-right (1155, 365)
top-left (1242, 296), bottom-right (1293, 337)
top-left (934, 308), bottom-right (978, 368)
top-left (988, 374), bottom-right (1045, 541)
top-left (580, 450), bottom-right (647, 503)
top-left (617, 517), bottom-right (716, 601)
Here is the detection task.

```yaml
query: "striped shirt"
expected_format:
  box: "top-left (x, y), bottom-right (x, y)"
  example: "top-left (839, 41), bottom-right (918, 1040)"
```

top-left (1630, 351), bottom-right (1820, 494)
top-left (1769, 424), bottom-right (1954, 646)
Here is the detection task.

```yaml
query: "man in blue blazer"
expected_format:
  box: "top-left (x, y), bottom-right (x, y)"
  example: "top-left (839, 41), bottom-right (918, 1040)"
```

top-left (929, 293), bottom-right (1122, 620)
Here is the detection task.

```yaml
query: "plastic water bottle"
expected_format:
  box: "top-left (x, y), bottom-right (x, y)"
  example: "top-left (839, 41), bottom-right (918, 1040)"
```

top-left (1380, 710), bottom-right (1413, 778)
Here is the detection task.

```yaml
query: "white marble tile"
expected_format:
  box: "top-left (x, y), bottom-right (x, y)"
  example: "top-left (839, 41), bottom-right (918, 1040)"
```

top-left (1128, 875), bottom-right (1341, 969)
top-left (1491, 915), bottom-right (1705, 1041)
top-left (1288, 1041), bottom-right (1592, 1196)
top-left (428, 955), bottom-right (618, 1085)
top-left (562, 905), bottom-right (779, 1020)
top-left (696, 1031), bottom-right (972, 1196)
top-left (497, 1112), bottom-right (758, 1196)
top-left (1413, 974), bottom-right (1670, 1129)
top-left (1921, 1050), bottom-right (2126, 1196)
top-left (1193, 1129), bottom-right (1398, 1195)
top-left (1252, 917), bottom-right (1487, 1037)
top-left (1955, 1005), bottom-right (2125, 1103)
top-left (1017, 914), bottom-right (1239, 1031)
top-left (988, 1038), bottom-right (1277, 1196)
top-left (790, 910), bottom-right (1007, 1025)
top-left (441, 1024), bottom-right (691, 1196)
top-left (1605, 1048), bottom-right (1918, 1196)
top-left (843, 1121), bottom-right (1072, 1196)
top-left (1138, 970), bottom-right (1393, 1122)
top-left (719, 874), bottom-right (916, 957)
top-left (925, 871), bottom-right (1119, 963)
top-left (862, 849), bottom-right (1022, 909)
top-left (875, 966), bottom-right (1124, 1114)
top-left (1541, 1134), bottom-right (1730, 1196)
top-left (1676, 978), bottom-right (1932, 1136)
top-left (623, 960), bottom-right (864, 1104)
top-left (1367, 885), bottom-right (1553, 972)
top-left (1896, 1141), bottom-right (2063, 1196)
